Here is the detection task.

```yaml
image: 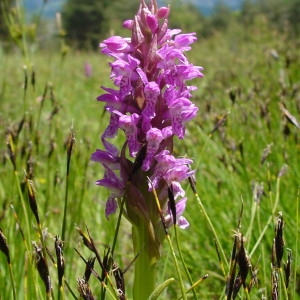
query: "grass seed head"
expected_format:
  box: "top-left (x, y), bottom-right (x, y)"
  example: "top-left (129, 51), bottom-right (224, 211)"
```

top-left (280, 103), bottom-right (300, 129)
top-left (5, 130), bottom-right (16, 171)
top-left (26, 176), bottom-right (40, 225)
top-left (84, 256), bottom-right (96, 283)
top-left (0, 229), bottom-right (10, 264)
top-left (284, 249), bottom-right (292, 288)
top-left (248, 267), bottom-right (258, 292)
top-left (232, 273), bottom-right (242, 299)
top-left (113, 263), bottom-right (126, 300)
top-left (271, 269), bottom-right (279, 300)
top-left (31, 68), bottom-right (36, 90)
top-left (278, 164), bottom-right (288, 178)
top-left (261, 143), bottom-right (272, 165)
top-left (211, 112), bottom-right (229, 135)
top-left (252, 181), bottom-right (264, 203)
top-left (237, 237), bottom-right (250, 288)
top-left (23, 66), bottom-right (28, 92)
top-left (76, 227), bottom-right (94, 252)
top-left (54, 236), bottom-right (65, 286)
top-left (17, 116), bottom-right (26, 138)
top-left (77, 278), bottom-right (95, 300)
top-left (101, 247), bottom-right (112, 281)
top-left (272, 212), bottom-right (284, 268)
top-left (48, 138), bottom-right (56, 159)
top-left (33, 243), bottom-right (52, 293)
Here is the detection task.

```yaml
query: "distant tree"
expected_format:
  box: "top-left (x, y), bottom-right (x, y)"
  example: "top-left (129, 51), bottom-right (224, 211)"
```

top-left (251, 0), bottom-right (300, 36)
top-left (61, 0), bottom-right (208, 50)
top-left (168, 2), bottom-right (205, 35)
top-left (103, 0), bottom-right (138, 37)
top-left (106, 0), bottom-right (205, 38)
top-left (286, 0), bottom-right (300, 35)
top-left (62, 0), bottom-right (110, 50)
top-left (0, 0), bottom-right (15, 44)
top-left (240, 0), bottom-right (260, 26)
top-left (209, 1), bottom-right (232, 32)
top-left (62, 0), bottom-right (142, 49)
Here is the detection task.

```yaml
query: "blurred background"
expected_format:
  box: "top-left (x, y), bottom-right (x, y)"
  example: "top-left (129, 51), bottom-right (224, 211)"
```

top-left (1, 0), bottom-right (299, 51)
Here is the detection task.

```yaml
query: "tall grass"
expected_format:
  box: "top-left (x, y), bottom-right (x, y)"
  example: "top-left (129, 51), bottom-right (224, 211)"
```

top-left (0, 4), bottom-right (299, 300)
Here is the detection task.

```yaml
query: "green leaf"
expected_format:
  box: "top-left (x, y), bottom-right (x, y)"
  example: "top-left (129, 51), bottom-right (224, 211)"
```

top-left (147, 278), bottom-right (175, 300)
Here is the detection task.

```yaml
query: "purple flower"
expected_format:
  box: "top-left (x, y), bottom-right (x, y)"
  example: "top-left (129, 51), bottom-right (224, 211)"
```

top-left (91, 0), bottom-right (203, 225)
top-left (100, 36), bottom-right (132, 55)
top-left (143, 128), bottom-right (163, 171)
top-left (84, 62), bottom-right (92, 77)
top-left (91, 149), bottom-right (120, 170)
top-left (117, 113), bottom-right (141, 157)
top-left (95, 165), bottom-right (124, 197)
top-left (165, 197), bottom-right (189, 229)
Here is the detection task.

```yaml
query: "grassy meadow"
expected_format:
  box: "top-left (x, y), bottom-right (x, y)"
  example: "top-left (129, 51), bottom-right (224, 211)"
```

top-left (0, 8), bottom-right (300, 300)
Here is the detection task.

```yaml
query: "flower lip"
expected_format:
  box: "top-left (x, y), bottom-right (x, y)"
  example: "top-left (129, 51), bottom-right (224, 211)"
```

top-left (100, 36), bottom-right (132, 54)
top-left (105, 196), bottom-right (118, 218)
top-left (91, 149), bottom-right (120, 170)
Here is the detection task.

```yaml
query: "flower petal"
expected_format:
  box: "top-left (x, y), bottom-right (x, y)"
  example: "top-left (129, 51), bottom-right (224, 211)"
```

top-left (105, 196), bottom-right (118, 219)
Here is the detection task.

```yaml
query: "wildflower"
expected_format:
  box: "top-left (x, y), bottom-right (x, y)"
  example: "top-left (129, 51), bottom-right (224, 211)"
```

top-left (91, 0), bottom-right (203, 298)
top-left (92, 1), bottom-right (202, 220)
top-left (84, 62), bottom-right (92, 77)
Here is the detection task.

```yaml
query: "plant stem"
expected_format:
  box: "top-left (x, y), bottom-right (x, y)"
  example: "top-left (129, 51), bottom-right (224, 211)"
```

top-left (14, 171), bottom-right (31, 247)
top-left (165, 232), bottom-right (187, 300)
top-left (293, 186), bottom-right (299, 299)
top-left (249, 177), bottom-right (281, 258)
top-left (8, 263), bottom-right (17, 300)
top-left (174, 227), bottom-right (197, 299)
top-left (191, 182), bottom-right (229, 273)
top-left (62, 128), bottom-right (75, 241)
top-left (279, 267), bottom-right (289, 300)
top-left (132, 222), bottom-right (157, 300)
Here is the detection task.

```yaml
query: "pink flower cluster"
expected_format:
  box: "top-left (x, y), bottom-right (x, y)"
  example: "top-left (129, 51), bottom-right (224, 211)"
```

top-left (91, 0), bottom-right (203, 228)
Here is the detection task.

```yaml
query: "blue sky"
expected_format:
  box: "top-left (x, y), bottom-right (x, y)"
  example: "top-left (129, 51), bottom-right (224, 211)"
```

top-left (24, 0), bottom-right (243, 19)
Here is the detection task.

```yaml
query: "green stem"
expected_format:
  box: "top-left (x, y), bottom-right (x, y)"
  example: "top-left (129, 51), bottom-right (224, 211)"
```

top-left (249, 177), bottom-right (281, 258)
top-left (245, 201), bottom-right (257, 250)
top-left (132, 222), bottom-right (157, 300)
top-left (62, 129), bottom-right (74, 242)
top-left (256, 205), bottom-right (268, 299)
top-left (174, 227), bottom-right (196, 299)
top-left (165, 231), bottom-right (187, 300)
top-left (14, 171), bottom-right (31, 247)
top-left (279, 267), bottom-right (289, 300)
top-left (8, 263), bottom-right (17, 300)
top-left (192, 188), bottom-right (229, 273)
top-left (293, 187), bottom-right (299, 299)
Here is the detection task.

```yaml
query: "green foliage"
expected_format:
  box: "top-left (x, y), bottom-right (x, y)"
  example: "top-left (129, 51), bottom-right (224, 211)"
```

top-left (0, 0), bottom-right (52, 57)
top-left (177, 25), bottom-right (300, 297)
top-left (0, 0), bottom-right (15, 41)
top-left (62, 0), bottom-right (109, 50)
top-left (13, 0), bottom-right (300, 51)
top-left (240, 0), bottom-right (300, 36)
top-left (208, 1), bottom-right (233, 32)
top-left (104, 0), bottom-right (139, 37)
top-left (0, 1), bottom-right (9, 43)
top-left (167, 1), bottom-right (205, 34)
top-left (61, 0), bottom-right (139, 49)
top-left (288, 0), bottom-right (300, 34)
